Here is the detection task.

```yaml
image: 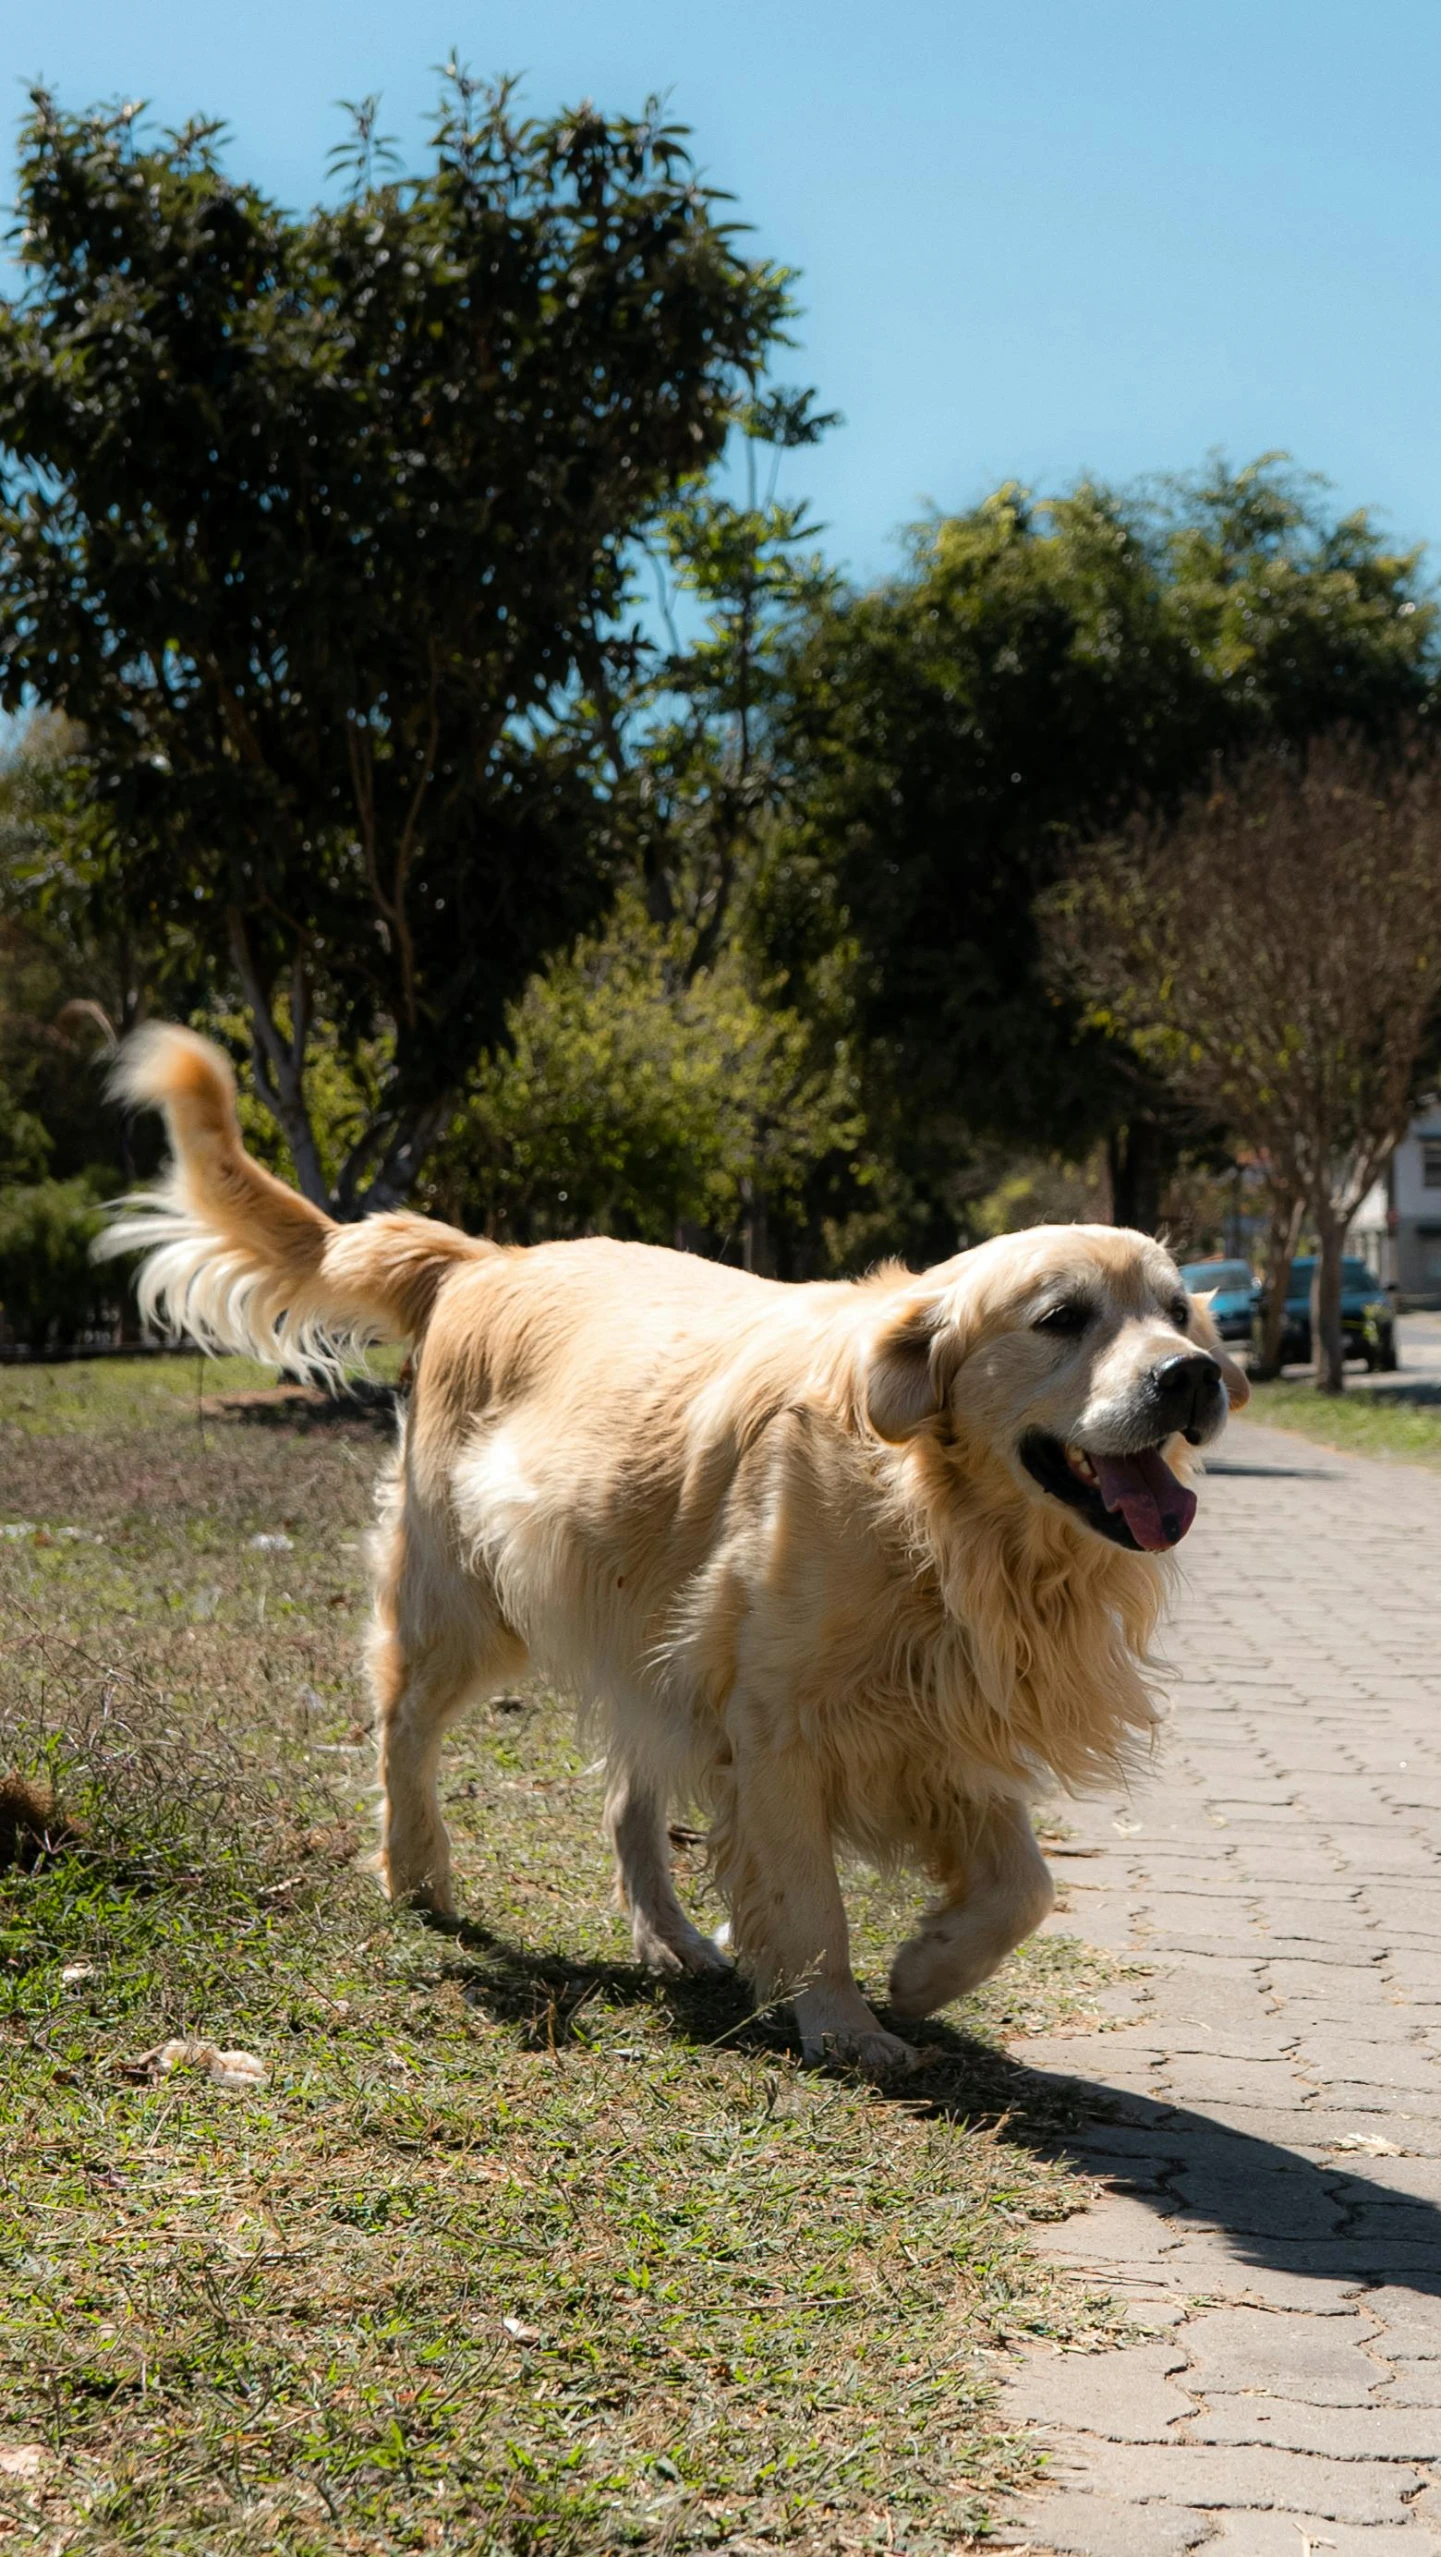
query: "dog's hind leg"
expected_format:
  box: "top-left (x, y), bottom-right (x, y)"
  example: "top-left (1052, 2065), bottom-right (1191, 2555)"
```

top-left (887, 1796), bottom-right (1054, 2021)
top-left (605, 1768), bottom-right (731, 1978)
top-left (371, 1516), bottom-right (527, 1917)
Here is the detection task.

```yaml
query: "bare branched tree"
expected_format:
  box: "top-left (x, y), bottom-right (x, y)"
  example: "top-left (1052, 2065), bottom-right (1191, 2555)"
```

top-left (1050, 733), bottom-right (1441, 1392)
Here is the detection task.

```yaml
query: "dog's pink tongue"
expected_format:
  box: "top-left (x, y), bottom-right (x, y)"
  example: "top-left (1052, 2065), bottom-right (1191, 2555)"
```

top-left (1094, 1447), bottom-right (1198, 1551)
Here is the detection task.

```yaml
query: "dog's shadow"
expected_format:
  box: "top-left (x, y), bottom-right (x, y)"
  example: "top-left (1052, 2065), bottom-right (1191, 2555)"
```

top-left (428, 1913), bottom-right (1441, 2306)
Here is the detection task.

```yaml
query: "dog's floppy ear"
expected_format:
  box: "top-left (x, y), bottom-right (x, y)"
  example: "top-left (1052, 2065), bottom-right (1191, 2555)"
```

top-left (862, 1290), bottom-right (963, 1442)
top-left (1214, 1343), bottom-right (1250, 1410)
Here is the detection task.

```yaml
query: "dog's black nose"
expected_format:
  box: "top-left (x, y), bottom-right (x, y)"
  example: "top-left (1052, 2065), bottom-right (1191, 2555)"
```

top-left (1149, 1351), bottom-right (1225, 1441)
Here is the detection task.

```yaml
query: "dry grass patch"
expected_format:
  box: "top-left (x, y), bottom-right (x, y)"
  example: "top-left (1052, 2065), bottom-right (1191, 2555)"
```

top-left (0, 1358), bottom-right (1121, 2554)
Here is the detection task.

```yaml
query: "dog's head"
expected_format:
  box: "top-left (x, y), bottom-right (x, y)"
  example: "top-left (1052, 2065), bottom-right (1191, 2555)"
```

top-left (861, 1225), bottom-right (1249, 1553)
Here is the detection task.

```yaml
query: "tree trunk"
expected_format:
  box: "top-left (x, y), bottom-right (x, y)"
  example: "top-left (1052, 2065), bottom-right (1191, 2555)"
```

top-left (1311, 1202), bottom-right (1347, 1394)
top-left (739, 1176), bottom-right (773, 1277)
top-left (354, 1101), bottom-right (451, 1216)
top-left (262, 1066), bottom-right (331, 1211)
top-left (1107, 1119), bottom-right (1167, 1234)
top-left (227, 914), bottom-right (332, 1210)
top-left (1250, 1189), bottom-right (1305, 1380)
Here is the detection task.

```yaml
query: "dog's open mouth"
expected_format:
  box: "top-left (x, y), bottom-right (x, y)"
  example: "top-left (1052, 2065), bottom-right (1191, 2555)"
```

top-left (1019, 1430), bottom-right (1198, 1552)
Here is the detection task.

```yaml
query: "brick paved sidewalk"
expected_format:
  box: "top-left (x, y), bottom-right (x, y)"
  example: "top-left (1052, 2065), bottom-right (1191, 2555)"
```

top-left (993, 1415), bottom-right (1441, 2555)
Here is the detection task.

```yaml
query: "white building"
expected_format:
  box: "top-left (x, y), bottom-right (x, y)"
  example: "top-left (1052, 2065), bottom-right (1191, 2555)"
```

top-left (1352, 1105), bottom-right (1441, 1301)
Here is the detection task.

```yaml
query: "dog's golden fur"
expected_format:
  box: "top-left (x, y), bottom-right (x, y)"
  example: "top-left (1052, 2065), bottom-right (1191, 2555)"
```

top-left (105, 1025), bottom-right (1246, 2071)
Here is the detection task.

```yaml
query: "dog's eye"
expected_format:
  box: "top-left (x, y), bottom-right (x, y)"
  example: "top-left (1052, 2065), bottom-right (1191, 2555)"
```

top-left (1032, 1300), bottom-right (1091, 1337)
top-left (1170, 1294), bottom-right (1191, 1331)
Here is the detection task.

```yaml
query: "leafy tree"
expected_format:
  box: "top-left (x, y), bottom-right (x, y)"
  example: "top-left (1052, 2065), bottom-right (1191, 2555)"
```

top-left (759, 459), bottom-right (1437, 1244)
top-left (623, 388), bottom-right (839, 962)
top-left (1054, 733), bottom-right (1441, 1392)
top-left (0, 716), bottom-right (183, 1186)
top-left (0, 77), bottom-right (788, 1210)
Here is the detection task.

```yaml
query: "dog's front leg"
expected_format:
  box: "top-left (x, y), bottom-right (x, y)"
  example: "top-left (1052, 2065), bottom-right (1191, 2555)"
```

top-left (889, 1796), bottom-right (1054, 2020)
top-left (717, 1697), bottom-right (917, 2077)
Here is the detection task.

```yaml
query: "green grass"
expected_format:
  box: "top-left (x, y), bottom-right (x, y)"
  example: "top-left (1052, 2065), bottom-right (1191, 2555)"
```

top-left (1245, 1372), bottom-right (1441, 1466)
top-left (0, 1358), bottom-right (1121, 2554)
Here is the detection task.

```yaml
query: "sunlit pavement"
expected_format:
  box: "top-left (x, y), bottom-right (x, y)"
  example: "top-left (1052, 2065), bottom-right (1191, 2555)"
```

top-left (994, 1410), bottom-right (1441, 2554)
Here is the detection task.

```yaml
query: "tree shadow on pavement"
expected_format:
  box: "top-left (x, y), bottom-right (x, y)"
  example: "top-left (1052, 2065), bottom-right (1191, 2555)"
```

top-left (895, 2029), bottom-right (1441, 2305)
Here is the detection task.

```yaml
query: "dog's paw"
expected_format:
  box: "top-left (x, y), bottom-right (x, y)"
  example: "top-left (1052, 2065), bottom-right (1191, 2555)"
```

top-left (632, 1914), bottom-right (732, 1979)
top-left (806, 2022), bottom-right (920, 2080)
top-left (381, 1858), bottom-right (458, 1920)
top-left (795, 1988), bottom-right (919, 2078)
top-left (888, 1927), bottom-right (990, 2020)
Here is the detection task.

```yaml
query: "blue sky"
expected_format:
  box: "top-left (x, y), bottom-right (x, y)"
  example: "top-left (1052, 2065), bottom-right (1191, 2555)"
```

top-left (8, 0), bottom-right (1441, 586)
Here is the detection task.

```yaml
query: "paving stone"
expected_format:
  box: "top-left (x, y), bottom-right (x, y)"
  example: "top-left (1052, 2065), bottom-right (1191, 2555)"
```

top-left (1283, 2004), bottom-right (1429, 2045)
top-left (1308, 2117), bottom-right (1441, 2159)
top-left (1317, 2081), bottom-right (1435, 2116)
top-left (1271, 1919), bottom-right (1389, 1952)
top-left (1003, 2342), bottom-right (1195, 2440)
top-left (1169, 2103), bottom-right (1441, 2153)
top-left (1379, 1956), bottom-right (1441, 2002)
top-left (1262, 1950), bottom-right (1393, 1979)
top-left (1048, 2437), bottom-right (1420, 2522)
top-left (1042, 2195), bottom-right (1187, 2266)
top-left (1378, 2359), bottom-right (1441, 2405)
top-left (1152, 2059), bottom-right (1310, 2107)
top-left (1176, 2306), bottom-right (1383, 2403)
top-left (1149, 1951), bottom-right (1278, 1982)
top-left (1332, 2158), bottom-right (1441, 2205)
top-left (1147, 1896), bottom-right (1271, 1937)
top-left (1334, 2202), bottom-right (1441, 2254)
top-left (1322, 1834), bottom-right (1441, 1875)
top-left (1206, 2514), bottom-right (1441, 2554)
top-left (1357, 2290), bottom-right (1441, 2357)
top-left (1165, 2175), bottom-right (1346, 2243)
top-left (1147, 1935), bottom-right (1281, 1963)
top-left (993, 2489), bottom-right (1216, 2553)
top-left (1188, 2397), bottom-right (1440, 2457)
top-left (1096, 2247), bottom-right (1373, 2313)
top-left (1156, 1976), bottom-right (1293, 2030)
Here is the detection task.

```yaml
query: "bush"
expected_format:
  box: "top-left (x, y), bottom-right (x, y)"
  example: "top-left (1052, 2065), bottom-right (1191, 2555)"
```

top-left (428, 894), bottom-right (861, 1256)
top-left (0, 1174), bottom-right (115, 1348)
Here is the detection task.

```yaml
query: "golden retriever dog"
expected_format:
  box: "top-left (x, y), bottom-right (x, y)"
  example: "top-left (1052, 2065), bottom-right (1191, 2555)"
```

top-left (104, 1025), bottom-right (1247, 2073)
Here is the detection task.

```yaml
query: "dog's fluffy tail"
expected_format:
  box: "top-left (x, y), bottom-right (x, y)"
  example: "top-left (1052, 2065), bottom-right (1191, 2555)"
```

top-left (98, 1025), bottom-right (490, 1377)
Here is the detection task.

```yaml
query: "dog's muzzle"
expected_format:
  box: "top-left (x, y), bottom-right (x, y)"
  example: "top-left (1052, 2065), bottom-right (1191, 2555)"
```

top-left (1144, 1351), bottom-right (1226, 1447)
top-left (1019, 1353), bottom-right (1225, 1553)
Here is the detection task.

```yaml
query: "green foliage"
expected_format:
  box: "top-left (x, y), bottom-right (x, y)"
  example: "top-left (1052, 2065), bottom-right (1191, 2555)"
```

top-left (966, 1153), bottom-right (1111, 1242)
top-left (429, 895), bottom-right (860, 1251)
top-left (0, 715), bottom-right (193, 1189)
top-left (0, 1173), bottom-right (113, 1346)
top-left (759, 458), bottom-right (1438, 1238)
top-left (0, 78), bottom-right (789, 1207)
top-left (0, 1073), bottom-right (49, 1186)
top-left (1161, 453), bottom-right (1437, 735)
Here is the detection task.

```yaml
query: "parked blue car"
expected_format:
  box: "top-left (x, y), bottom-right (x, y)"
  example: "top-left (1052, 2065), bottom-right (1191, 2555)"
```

top-left (1275, 1256), bottom-right (1398, 1372)
top-left (1179, 1258), bottom-right (1257, 1343)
